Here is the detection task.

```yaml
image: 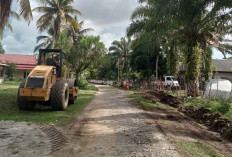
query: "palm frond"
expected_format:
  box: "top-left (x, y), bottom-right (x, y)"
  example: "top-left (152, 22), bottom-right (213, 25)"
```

top-left (63, 6), bottom-right (81, 15)
top-left (5, 22), bottom-right (13, 32)
top-left (65, 14), bottom-right (80, 30)
top-left (19, 0), bottom-right (33, 22)
top-left (34, 42), bottom-right (46, 52)
top-left (10, 11), bottom-right (20, 20)
top-left (0, 0), bottom-right (12, 31)
top-left (36, 35), bottom-right (50, 43)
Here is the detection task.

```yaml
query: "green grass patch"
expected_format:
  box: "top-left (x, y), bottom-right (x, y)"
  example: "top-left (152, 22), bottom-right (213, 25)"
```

top-left (185, 98), bottom-right (232, 119)
top-left (174, 140), bottom-right (224, 157)
top-left (0, 83), bottom-right (97, 125)
top-left (159, 120), bottom-right (173, 125)
top-left (130, 94), bottom-right (170, 111)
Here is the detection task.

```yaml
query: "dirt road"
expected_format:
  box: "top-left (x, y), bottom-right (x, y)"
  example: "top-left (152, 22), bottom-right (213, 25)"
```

top-left (53, 85), bottom-right (180, 157)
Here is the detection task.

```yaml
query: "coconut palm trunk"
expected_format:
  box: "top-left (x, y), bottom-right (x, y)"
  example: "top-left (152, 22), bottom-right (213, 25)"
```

top-left (185, 39), bottom-right (201, 96)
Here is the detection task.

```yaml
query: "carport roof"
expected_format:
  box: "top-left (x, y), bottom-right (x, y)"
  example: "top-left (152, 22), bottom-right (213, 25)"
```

top-left (212, 59), bottom-right (232, 72)
top-left (179, 59), bottom-right (232, 72)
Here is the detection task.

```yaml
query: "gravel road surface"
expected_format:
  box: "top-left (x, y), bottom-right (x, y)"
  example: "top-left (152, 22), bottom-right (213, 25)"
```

top-left (53, 85), bottom-right (180, 157)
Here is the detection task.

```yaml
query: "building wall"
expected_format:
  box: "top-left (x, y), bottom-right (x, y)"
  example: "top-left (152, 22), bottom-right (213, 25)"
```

top-left (0, 77), bottom-right (4, 84)
top-left (213, 72), bottom-right (232, 82)
top-left (14, 70), bottom-right (25, 78)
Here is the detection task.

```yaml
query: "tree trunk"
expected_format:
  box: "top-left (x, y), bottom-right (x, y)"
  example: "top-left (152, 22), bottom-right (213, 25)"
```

top-left (167, 43), bottom-right (178, 76)
top-left (155, 53), bottom-right (159, 81)
top-left (185, 41), bottom-right (201, 97)
top-left (52, 17), bottom-right (61, 49)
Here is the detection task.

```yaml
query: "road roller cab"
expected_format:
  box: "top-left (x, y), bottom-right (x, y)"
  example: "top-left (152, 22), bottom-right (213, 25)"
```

top-left (18, 49), bottom-right (79, 110)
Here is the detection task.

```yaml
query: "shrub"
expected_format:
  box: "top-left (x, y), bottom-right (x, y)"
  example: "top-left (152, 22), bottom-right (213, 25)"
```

top-left (76, 78), bottom-right (88, 89)
top-left (186, 98), bottom-right (232, 117)
top-left (214, 99), bottom-right (231, 115)
top-left (5, 63), bottom-right (16, 79)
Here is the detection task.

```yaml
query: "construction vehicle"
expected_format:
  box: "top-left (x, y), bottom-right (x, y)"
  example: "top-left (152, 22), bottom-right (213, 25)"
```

top-left (17, 49), bottom-right (79, 110)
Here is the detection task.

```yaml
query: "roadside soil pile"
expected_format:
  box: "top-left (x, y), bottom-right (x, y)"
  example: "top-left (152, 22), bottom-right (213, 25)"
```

top-left (148, 91), bottom-right (183, 108)
top-left (180, 106), bottom-right (232, 141)
top-left (134, 91), bottom-right (232, 156)
top-left (138, 91), bottom-right (232, 142)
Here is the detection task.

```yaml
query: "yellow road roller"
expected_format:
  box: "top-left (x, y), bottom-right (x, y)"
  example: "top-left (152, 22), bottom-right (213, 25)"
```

top-left (18, 49), bottom-right (79, 110)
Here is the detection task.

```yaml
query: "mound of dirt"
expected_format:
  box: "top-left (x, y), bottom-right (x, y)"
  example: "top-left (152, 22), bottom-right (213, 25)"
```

top-left (180, 106), bottom-right (232, 141)
top-left (137, 90), bottom-right (232, 142)
top-left (148, 91), bottom-right (183, 108)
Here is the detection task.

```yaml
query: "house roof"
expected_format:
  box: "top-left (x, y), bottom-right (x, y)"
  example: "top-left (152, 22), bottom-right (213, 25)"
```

top-left (179, 59), bottom-right (232, 73)
top-left (212, 59), bottom-right (232, 72)
top-left (0, 54), bottom-right (37, 70)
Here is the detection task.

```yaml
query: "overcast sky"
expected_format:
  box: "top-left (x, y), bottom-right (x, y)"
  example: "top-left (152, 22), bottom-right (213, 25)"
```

top-left (1, 0), bottom-right (228, 59)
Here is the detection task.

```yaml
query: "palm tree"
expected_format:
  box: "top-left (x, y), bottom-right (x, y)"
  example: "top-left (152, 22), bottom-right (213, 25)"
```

top-left (34, 26), bottom-right (54, 52)
top-left (128, 0), bottom-right (232, 96)
top-left (109, 37), bottom-right (132, 80)
top-left (0, 10), bottom-right (21, 37)
top-left (66, 16), bottom-right (93, 43)
top-left (0, 8), bottom-right (21, 37)
top-left (0, 0), bottom-right (45, 37)
top-left (33, 0), bottom-right (81, 48)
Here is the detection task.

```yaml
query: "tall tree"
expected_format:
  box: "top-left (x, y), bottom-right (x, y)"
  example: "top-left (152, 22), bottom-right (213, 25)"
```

top-left (33, 0), bottom-right (81, 48)
top-left (109, 37), bottom-right (132, 80)
top-left (128, 0), bottom-right (232, 96)
top-left (68, 36), bottom-right (105, 79)
top-left (0, 0), bottom-right (45, 37)
top-left (34, 26), bottom-right (54, 52)
top-left (66, 16), bottom-right (93, 43)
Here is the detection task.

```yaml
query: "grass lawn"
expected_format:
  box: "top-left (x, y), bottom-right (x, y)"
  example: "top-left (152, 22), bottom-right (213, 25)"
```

top-left (0, 81), bottom-right (98, 125)
top-left (174, 141), bottom-right (224, 157)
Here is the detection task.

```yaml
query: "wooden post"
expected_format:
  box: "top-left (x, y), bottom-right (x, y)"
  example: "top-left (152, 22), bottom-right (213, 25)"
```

top-left (185, 84), bottom-right (188, 97)
top-left (179, 86), bottom-right (181, 97)
top-left (160, 81), bottom-right (162, 91)
top-left (176, 86), bottom-right (178, 96)
top-left (162, 81), bottom-right (164, 91)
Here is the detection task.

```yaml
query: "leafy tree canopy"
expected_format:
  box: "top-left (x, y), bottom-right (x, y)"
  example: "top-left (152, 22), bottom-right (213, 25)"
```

top-left (67, 35), bottom-right (106, 79)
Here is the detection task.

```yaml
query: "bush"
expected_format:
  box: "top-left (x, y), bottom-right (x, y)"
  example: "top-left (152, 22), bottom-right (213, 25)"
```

top-left (76, 78), bottom-right (88, 89)
top-left (186, 98), bottom-right (232, 117)
top-left (5, 63), bottom-right (16, 79)
top-left (214, 99), bottom-right (231, 115)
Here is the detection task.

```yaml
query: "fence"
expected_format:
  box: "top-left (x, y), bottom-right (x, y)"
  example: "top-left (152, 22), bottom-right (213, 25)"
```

top-left (153, 81), bottom-right (201, 97)
top-left (88, 79), bottom-right (202, 98)
top-left (88, 80), bottom-right (114, 85)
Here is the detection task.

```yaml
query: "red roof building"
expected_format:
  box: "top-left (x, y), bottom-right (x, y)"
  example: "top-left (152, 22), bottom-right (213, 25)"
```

top-left (0, 54), bottom-right (37, 79)
top-left (0, 54), bottom-right (37, 70)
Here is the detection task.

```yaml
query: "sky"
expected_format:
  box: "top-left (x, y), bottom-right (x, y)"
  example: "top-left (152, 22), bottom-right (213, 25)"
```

top-left (1, 0), bottom-right (229, 59)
